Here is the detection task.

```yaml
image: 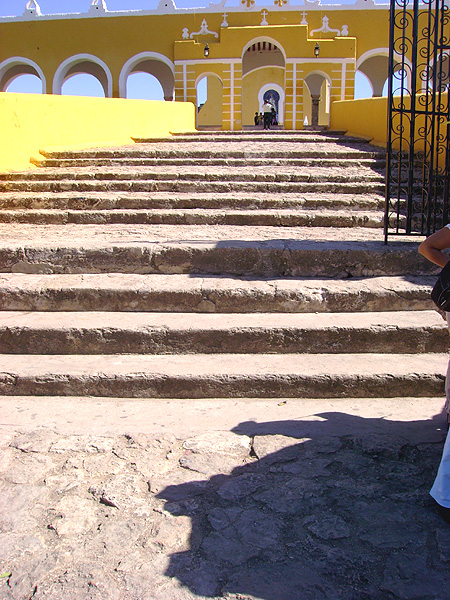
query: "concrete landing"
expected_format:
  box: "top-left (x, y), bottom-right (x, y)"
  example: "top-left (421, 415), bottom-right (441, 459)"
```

top-left (0, 396), bottom-right (449, 600)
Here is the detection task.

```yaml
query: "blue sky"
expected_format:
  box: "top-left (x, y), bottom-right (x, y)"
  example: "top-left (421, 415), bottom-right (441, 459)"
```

top-left (0, 0), bottom-right (361, 16)
top-left (1, 0), bottom-right (375, 99)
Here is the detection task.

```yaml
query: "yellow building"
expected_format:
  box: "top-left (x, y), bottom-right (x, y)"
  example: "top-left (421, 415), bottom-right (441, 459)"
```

top-left (0, 0), bottom-right (393, 130)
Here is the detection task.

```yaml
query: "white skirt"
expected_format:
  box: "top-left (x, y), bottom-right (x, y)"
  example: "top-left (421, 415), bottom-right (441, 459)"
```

top-left (430, 312), bottom-right (450, 507)
top-left (431, 427), bottom-right (450, 508)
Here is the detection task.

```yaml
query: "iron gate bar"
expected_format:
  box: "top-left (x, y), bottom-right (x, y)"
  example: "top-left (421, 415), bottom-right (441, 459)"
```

top-left (384, 0), bottom-right (450, 244)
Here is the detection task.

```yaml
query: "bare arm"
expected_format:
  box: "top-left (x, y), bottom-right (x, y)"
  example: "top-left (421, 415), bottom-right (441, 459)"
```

top-left (418, 226), bottom-right (450, 267)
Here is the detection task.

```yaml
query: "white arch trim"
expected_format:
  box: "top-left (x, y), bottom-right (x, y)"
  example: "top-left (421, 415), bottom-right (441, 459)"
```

top-left (0, 56), bottom-right (46, 93)
top-left (242, 64), bottom-right (285, 79)
top-left (356, 48), bottom-right (413, 94)
top-left (53, 53), bottom-right (113, 97)
top-left (304, 70), bottom-right (332, 112)
top-left (258, 82), bottom-right (285, 125)
top-left (119, 52), bottom-right (175, 99)
top-left (357, 47), bottom-right (412, 71)
top-left (421, 50), bottom-right (450, 92)
top-left (356, 48), bottom-right (389, 71)
top-left (195, 72), bottom-right (223, 87)
top-left (242, 37), bottom-right (287, 63)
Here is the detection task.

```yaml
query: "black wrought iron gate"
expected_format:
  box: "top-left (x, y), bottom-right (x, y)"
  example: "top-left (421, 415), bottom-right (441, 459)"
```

top-left (384, 0), bottom-right (450, 243)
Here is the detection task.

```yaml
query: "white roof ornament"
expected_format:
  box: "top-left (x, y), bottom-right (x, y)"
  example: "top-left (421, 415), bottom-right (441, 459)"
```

top-left (157, 0), bottom-right (177, 12)
top-left (190, 19), bottom-right (219, 38)
top-left (88, 0), bottom-right (108, 14)
top-left (23, 0), bottom-right (42, 18)
top-left (310, 15), bottom-right (342, 36)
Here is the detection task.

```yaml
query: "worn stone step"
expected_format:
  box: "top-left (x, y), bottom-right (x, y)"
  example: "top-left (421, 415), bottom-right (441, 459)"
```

top-left (0, 310), bottom-right (446, 355)
top-left (0, 191), bottom-right (385, 211)
top-left (0, 273), bottom-right (435, 313)
top-left (0, 208), bottom-right (384, 228)
top-left (0, 224), bottom-right (432, 277)
top-left (134, 133), bottom-right (376, 145)
top-left (32, 157), bottom-right (386, 169)
top-left (0, 166), bottom-right (383, 184)
top-left (39, 148), bottom-right (385, 160)
top-left (0, 180), bottom-right (384, 195)
top-left (0, 353), bottom-right (445, 398)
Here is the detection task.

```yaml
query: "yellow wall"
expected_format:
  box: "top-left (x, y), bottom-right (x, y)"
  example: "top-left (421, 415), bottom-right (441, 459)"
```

top-left (331, 97), bottom-right (388, 145)
top-left (0, 92), bottom-right (195, 172)
top-left (197, 75), bottom-right (223, 127)
top-left (331, 93), bottom-right (448, 161)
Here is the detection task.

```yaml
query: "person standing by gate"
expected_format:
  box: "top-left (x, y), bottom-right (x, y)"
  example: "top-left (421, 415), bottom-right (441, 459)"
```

top-left (419, 226), bottom-right (450, 523)
top-left (262, 100), bottom-right (273, 130)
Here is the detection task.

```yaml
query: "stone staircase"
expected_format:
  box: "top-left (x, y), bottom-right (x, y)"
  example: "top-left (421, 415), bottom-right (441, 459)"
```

top-left (0, 130), bottom-right (447, 399)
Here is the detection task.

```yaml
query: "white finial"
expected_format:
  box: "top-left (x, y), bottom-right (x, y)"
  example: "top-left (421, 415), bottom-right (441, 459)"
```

top-left (88, 0), bottom-right (107, 14)
top-left (23, 0), bottom-right (41, 17)
top-left (221, 12), bottom-right (229, 27)
top-left (182, 27), bottom-right (189, 39)
top-left (261, 9), bottom-right (268, 25)
top-left (301, 10), bottom-right (308, 25)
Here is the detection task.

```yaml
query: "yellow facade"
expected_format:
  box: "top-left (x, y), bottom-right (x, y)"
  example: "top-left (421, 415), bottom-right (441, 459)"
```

top-left (0, 1), bottom-right (392, 130)
top-left (0, 91), bottom-right (195, 172)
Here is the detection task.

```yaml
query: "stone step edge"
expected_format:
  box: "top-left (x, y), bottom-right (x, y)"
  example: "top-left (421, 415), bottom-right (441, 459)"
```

top-left (0, 182), bottom-right (386, 195)
top-left (0, 209), bottom-right (384, 228)
top-left (0, 194), bottom-right (385, 210)
top-left (0, 311), bottom-right (446, 355)
top-left (32, 154), bottom-right (386, 162)
top-left (0, 172), bottom-right (385, 183)
top-left (0, 353), bottom-right (445, 398)
top-left (0, 273), bottom-right (436, 313)
top-left (0, 239), bottom-right (434, 278)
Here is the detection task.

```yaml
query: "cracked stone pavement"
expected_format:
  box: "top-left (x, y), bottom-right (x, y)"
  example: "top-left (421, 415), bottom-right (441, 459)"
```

top-left (1, 396), bottom-right (450, 600)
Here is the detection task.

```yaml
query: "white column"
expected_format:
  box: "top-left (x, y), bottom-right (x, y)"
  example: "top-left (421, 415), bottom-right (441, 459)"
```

top-left (292, 62), bottom-right (297, 131)
top-left (230, 63), bottom-right (234, 132)
top-left (341, 62), bottom-right (346, 101)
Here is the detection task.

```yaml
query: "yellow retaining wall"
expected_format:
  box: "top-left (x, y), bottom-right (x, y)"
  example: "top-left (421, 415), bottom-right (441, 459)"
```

top-left (330, 97), bottom-right (388, 146)
top-left (0, 92), bottom-right (196, 172)
top-left (331, 93), bottom-right (448, 164)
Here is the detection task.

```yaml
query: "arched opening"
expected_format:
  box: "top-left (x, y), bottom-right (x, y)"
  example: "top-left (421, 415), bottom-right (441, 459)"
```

top-left (354, 71), bottom-right (373, 99)
top-left (120, 53), bottom-right (175, 101)
top-left (0, 57), bottom-right (45, 93)
top-left (357, 54), bottom-right (389, 97)
top-left (382, 68), bottom-right (409, 97)
top-left (196, 74), bottom-right (223, 129)
top-left (356, 49), bottom-right (410, 98)
top-left (241, 38), bottom-right (286, 128)
top-left (53, 55), bottom-right (112, 97)
top-left (304, 73), bottom-right (331, 128)
top-left (126, 72), bottom-right (165, 100)
top-left (4, 73), bottom-right (43, 94)
top-left (257, 83), bottom-right (284, 126)
top-left (61, 73), bottom-right (106, 97)
top-left (426, 51), bottom-right (450, 92)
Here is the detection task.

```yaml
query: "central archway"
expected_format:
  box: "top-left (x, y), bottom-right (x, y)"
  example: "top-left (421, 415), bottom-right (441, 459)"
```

top-left (241, 38), bottom-right (285, 128)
